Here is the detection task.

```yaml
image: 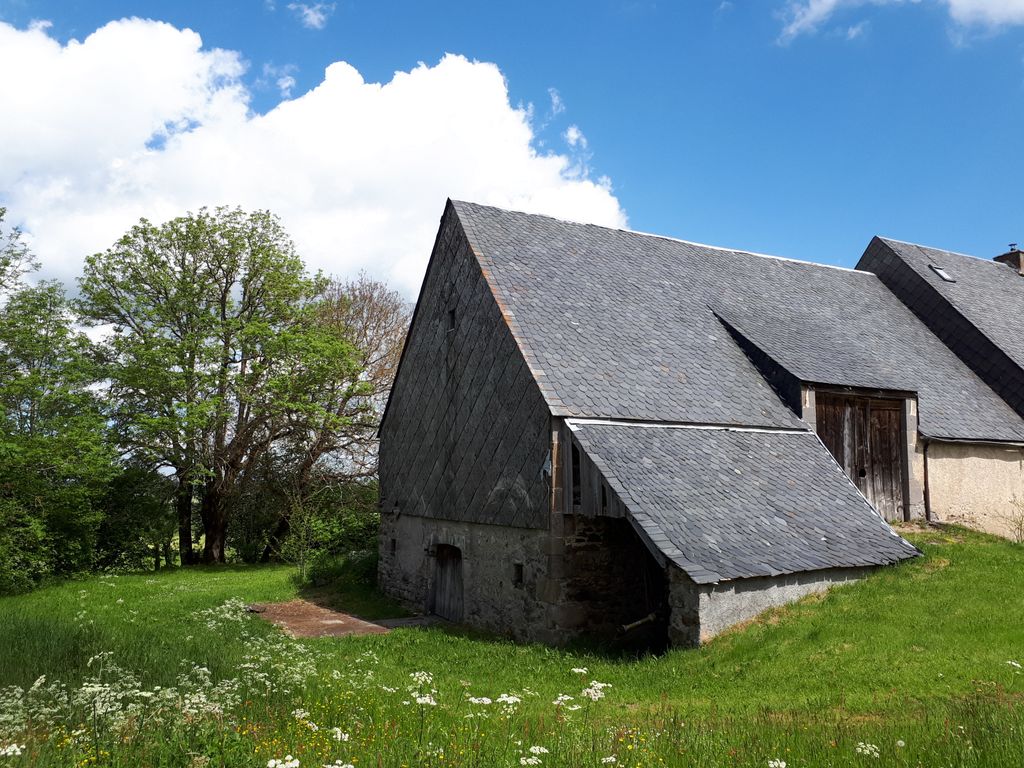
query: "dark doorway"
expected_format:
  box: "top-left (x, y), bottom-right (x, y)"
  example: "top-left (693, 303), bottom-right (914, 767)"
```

top-left (815, 393), bottom-right (905, 521)
top-left (432, 544), bottom-right (464, 622)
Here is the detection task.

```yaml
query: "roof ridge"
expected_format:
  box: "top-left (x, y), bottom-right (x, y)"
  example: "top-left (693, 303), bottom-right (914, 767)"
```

top-left (452, 199), bottom-right (871, 275)
top-left (878, 235), bottom-right (1002, 266)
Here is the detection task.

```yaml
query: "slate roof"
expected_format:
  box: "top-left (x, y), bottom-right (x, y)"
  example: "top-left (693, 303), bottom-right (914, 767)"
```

top-left (874, 238), bottom-right (1024, 372)
top-left (570, 423), bottom-right (919, 583)
top-left (454, 200), bottom-right (1024, 442)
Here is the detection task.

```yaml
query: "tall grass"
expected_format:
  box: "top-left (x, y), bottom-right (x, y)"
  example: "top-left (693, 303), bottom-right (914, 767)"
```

top-left (0, 526), bottom-right (1020, 766)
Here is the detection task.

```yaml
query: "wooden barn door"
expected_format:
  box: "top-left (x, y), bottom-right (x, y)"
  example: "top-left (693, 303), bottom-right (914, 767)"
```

top-left (815, 393), bottom-right (905, 521)
top-left (432, 545), bottom-right (464, 622)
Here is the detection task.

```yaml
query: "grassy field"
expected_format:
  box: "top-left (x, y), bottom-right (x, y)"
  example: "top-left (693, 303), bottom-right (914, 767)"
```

top-left (0, 525), bottom-right (1021, 767)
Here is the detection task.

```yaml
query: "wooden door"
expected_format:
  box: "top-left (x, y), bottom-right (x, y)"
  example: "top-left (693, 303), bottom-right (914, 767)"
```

top-left (432, 544), bottom-right (464, 622)
top-left (815, 393), bottom-right (905, 521)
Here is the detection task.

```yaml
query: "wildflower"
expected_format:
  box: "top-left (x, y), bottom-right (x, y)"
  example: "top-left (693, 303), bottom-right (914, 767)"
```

top-left (292, 708), bottom-right (311, 720)
top-left (1008, 660), bottom-right (1022, 670)
top-left (520, 758), bottom-right (542, 766)
top-left (767, 761), bottom-right (786, 768)
top-left (468, 696), bottom-right (492, 705)
top-left (855, 742), bottom-right (880, 758)
top-left (601, 758), bottom-right (617, 765)
top-left (410, 671), bottom-right (433, 687)
top-left (331, 728), bottom-right (349, 742)
top-left (571, 667), bottom-right (588, 674)
top-left (497, 693), bottom-right (522, 705)
top-left (268, 757), bottom-right (300, 768)
top-left (323, 763), bottom-right (354, 768)
top-left (415, 694), bottom-right (437, 706)
top-left (529, 746), bottom-right (549, 754)
top-left (552, 694), bottom-right (574, 706)
top-left (581, 681), bottom-right (611, 702)
top-left (896, 740), bottom-right (906, 748)
top-left (0, 744), bottom-right (25, 757)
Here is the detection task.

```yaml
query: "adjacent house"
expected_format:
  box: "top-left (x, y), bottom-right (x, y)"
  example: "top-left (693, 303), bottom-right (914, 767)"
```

top-left (377, 200), bottom-right (1024, 648)
top-left (858, 238), bottom-right (1024, 538)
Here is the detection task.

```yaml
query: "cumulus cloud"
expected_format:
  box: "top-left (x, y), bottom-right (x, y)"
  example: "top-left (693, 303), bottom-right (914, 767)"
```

top-left (287, 2), bottom-right (336, 30)
top-left (0, 19), bottom-right (625, 295)
top-left (777, 0), bottom-right (1024, 42)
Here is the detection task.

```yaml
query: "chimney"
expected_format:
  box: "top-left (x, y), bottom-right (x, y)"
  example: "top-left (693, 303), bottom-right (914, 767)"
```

top-left (994, 243), bottom-right (1024, 276)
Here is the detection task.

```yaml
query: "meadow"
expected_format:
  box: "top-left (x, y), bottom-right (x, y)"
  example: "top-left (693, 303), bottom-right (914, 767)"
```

top-left (0, 525), bottom-right (1021, 767)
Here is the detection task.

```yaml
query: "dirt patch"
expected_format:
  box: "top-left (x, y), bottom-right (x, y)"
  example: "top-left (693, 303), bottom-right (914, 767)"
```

top-left (249, 599), bottom-right (392, 638)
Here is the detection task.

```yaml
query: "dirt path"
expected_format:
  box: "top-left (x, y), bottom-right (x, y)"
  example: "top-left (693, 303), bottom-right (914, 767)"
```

top-left (249, 599), bottom-right (392, 638)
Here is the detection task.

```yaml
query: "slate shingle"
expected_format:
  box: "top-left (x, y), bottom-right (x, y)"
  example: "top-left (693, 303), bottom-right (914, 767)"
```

top-left (571, 423), bottom-right (920, 583)
top-left (454, 201), bottom-right (1024, 442)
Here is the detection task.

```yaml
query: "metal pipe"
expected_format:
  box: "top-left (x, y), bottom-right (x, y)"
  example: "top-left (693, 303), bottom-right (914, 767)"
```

top-left (621, 612), bottom-right (658, 633)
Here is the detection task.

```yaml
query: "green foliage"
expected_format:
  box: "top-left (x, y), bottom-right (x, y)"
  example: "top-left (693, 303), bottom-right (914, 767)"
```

top-left (0, 281), bottom-right (116, 592)
top-left (0, 528), bottom-right (1022, 766)
top-left (95, 466), bottom-right (176, 571)
top-left (78, 207), bottom-right (366, 563)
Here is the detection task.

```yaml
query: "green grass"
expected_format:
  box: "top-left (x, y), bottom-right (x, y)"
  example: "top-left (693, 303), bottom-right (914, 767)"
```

top-left (0, 525), bottom-right (1021, 767)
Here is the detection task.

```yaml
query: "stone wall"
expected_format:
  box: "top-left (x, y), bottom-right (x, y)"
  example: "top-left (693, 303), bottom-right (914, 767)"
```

top-left (668, 566), bottom-right (871, 646)
top-left (926, 440), bottom-right (1024, 539)
top-left (553, 515), bottom-right (668, 649)
top-left (378, 511), bottom-right (552, 640)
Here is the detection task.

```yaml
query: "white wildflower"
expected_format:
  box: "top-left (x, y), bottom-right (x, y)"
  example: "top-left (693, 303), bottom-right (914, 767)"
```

top-left (896, 740), bottom-right (905, 748)
top-left (767, 760), bottom-right (786, 768)
top-left (410, 671), bottom-right (433, 687)
top-left (601, 758), bottom-right (617, 765)
top-left (520, 758), bottom-right (541, 766)
top-left (331, 728), bottom-right (349, 742)
top-left (268, 757), bottom-right (300, 768)
top-left (581, 681), bottom-right (611, 702)
top-left (529, 746), bottom-right (549, 754)
top-left (1008, 660), bottom-right (1022, 670)
top-left (497, 693), bottom-right (522, 705)
top-left (415, 694), bottom-right (437, 706)
top-left (552, 693), bottom-right (574, 706)
top-left (468, 696), bottom-right (492, 705)
top-left (855, 742), bottom-right (880, 758)
top-left (292, 708), bottom-right (311, 720)
top-left (570, 667), bottom-right (588, 674)
top-left (0, 744), bottom-right (25, 757)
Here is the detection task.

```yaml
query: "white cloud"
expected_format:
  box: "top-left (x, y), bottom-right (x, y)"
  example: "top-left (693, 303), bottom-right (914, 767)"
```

top-left (846, 19), bottom-right (870, 36)
top-left (287, 2), bottom-right (336, 30)
top-left (548, 87), bottom-right (565, 116)
top-left (0, 19), bottom-right (625, 296)
top-left (777, 0), bottom-right (1024, 42)
top-left (261, 62), bottom-right (299, 98)
top-left (564, 124), bottom-right (588, 150)
top-left (946, 0), bottom-right (1024, 24)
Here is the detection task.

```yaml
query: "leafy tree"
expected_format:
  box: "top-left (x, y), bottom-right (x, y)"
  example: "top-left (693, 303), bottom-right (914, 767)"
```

top-left (0, 281), bottom-right (116, 590)
top-left (257, 275), bottom-right (408, 560)
top-left (95, 465), bottom-right (176, 571)
top-left (0, 207), bottom-right (37, 296)
top-left (79, 207), bottom-right (364, 563)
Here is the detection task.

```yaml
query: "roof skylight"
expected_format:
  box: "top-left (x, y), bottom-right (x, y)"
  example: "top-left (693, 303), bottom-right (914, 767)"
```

top-left (929, 264), bottom-right (956, 283)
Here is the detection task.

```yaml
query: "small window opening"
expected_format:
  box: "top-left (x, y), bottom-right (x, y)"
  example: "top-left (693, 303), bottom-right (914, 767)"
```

top-left (390, 538), bottom-right (397, 554)
top-left (447, 308), bottom-right (456, 332)
top-left (929, 264), bottom-right (956, 283)
top-left (571, 444), bottom-right (581, 507)
top-left (512, 563), bottom-right (524, 587)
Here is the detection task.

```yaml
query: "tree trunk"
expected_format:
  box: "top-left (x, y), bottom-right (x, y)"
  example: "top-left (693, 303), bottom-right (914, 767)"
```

top-left (260, 513), bottom-right (291, 563)
top-left (163, 539), bottom-right (174, 567)
top-left (154, 542), bottom-right (161, 571)
top-left (176, 475), bottom-right (195, 566)
top-left (200, 483), bottom-right (229, 564)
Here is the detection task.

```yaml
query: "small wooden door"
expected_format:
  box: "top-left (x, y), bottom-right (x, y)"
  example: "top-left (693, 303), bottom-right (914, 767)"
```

top-left (815, 393), bottom-right (905, 521)
top-left (432, 544), bottom-right (464, 622)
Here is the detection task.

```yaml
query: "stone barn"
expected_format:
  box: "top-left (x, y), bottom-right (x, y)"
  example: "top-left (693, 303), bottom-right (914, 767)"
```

top-left (377, 200), bottom-right (1024, 648)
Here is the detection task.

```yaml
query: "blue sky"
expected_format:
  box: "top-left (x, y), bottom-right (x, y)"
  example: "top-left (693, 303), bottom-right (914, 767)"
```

top-left (2, 1), bottom-right (1024, 290)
